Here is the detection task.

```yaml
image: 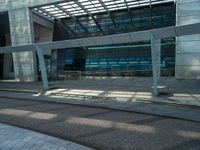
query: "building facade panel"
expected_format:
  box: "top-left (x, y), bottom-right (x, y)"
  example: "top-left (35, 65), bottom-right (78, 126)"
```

top-left (176, 0), bottom-right (200, 79)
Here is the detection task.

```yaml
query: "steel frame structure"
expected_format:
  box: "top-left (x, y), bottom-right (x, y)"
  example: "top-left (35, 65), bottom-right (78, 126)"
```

top-left (34, 0), bottom-right (175, 33)
top-left (0, 22), bottom-right (199, 95)
top-left (35, 0), bottom-right (175, 19)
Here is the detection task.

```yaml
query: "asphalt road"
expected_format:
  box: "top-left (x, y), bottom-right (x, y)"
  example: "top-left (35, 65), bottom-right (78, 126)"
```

top-left (0, 97), bottom-right (199, 150)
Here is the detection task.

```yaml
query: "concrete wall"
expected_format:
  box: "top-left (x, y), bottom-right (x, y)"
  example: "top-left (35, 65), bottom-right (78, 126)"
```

top-left (8, 8), bottom-right (54, 81)
top-left (1, 11), bottom-right (54, 80)
top-left (33, 13), bottom-right (54, 30)
top-left (176, 0), bottom-right (200, 79)
top-left (0, 0), bottom-right (58, 81)
top-left (33, 13), bottom-right (54, 56)
top-left (34, 23), bottom-right (54, 55)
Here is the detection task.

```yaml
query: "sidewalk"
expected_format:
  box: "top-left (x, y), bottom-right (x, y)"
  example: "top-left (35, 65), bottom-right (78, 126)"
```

top-left (1, 78), bottom-right (200, 106)
top-left (0, 90), bottom-right (199, 122)
top-left (0, 78), bottom-right (200, 122)
top-left (0, 123), bottom-right (93, 150)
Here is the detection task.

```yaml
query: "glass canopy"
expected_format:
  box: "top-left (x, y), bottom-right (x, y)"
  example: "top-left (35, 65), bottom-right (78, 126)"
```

top-left (34, 0), bottom-right (175, 20)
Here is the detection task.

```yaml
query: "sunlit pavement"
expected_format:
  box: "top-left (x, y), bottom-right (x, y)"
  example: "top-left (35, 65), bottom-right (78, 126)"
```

top-left (0, 123), bottom-right (93, 150)
top-left (0, 90), bottom-right (200, 122)
top-left (0, 97), bottom-right (199, 150)
top-left (0, 78), bottom-right (200, 106)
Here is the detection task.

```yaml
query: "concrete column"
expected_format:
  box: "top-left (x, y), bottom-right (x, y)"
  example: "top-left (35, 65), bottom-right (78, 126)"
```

top-left (9, 8), bottom-right (37, 81)
top-left (176, 0), bottom-right (200, 79)
top-left (151, 33), bottom-right (159, 96)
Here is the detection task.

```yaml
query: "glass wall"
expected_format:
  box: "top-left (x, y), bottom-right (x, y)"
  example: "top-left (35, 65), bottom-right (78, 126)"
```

top-left (86, 39), bottom-right (175, 72)
top-left (53, 38), bottom-right (175, 79)
top-left (51, 3), bottom-right (176, 79)
top-left (53, 4), bottom-right (175, 40)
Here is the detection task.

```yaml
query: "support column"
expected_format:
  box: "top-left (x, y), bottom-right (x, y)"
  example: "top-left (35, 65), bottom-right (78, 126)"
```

top-left (156, 39), bottom-right (161, 77)
top-left (151, 33), bottom-right (159, 96)
top-left (9, 8), bottom-right (37, 81)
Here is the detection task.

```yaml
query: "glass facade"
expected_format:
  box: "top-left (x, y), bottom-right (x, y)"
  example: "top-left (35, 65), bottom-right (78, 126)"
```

top-left (49, 2), bottom-right (176, 77)
top-left (34, 0), bottom-right (175, 19)
top-left (86, 41), bottom-right (175, 71)
top-left (55, 38), bottom-right (175, 77)
top-left (52, 4), bottom-right (175, 39)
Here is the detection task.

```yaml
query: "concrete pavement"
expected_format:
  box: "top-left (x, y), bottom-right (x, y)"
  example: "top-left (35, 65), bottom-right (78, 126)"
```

top-left (0, 90), bottom-right (200, 122)
top-left (0, 97), bottom-right (199, 150)
top-left (0, 77), bottom-right (200, 106)
top-left (0, 123), bottom-right (93, 150)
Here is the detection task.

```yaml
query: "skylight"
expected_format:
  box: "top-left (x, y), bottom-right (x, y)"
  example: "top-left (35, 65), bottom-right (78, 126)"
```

top-left (34, 0), bottom-right (175, 19)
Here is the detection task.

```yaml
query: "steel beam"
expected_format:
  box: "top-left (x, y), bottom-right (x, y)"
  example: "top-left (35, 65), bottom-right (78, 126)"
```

top-left (1, 23), bottom-right (200, 54)
top-left (74, 0), bottom-right (104, 34)
top-left (98, 0), bottom-right (117, 28)
top-left (55, 4), bottom-right (88, 32)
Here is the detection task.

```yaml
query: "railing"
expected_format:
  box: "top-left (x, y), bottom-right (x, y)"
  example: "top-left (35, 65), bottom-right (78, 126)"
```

top-left (56, 68), bottom-right (175, 80)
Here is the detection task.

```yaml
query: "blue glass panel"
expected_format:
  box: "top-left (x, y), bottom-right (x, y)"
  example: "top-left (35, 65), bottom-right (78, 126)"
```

top-left (65, 59), bottom-right (73, 65)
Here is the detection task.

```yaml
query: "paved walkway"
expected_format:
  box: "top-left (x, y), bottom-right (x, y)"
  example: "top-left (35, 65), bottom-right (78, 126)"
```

top-left (0, 123), bottom-right (93, 150)
top-left (0, 78), bottom-right (200, 122)
top-left (0, 97), bottom-right (199, 150)
top-left (0, 90), bottom-right (200, 122)
top-left (0, 77), bottom-right (200, 106)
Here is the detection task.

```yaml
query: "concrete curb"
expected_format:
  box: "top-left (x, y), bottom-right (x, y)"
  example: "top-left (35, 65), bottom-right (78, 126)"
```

top-left (0, 89), bottom-right (40, 94)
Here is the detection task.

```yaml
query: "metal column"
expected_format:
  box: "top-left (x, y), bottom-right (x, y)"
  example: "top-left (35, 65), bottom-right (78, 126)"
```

top-left (35, 45), bottom-right (49, 90)
top-left (156, 39), bottom-right (161, 77)
top-left (150, 33), bottom-right (159, 96)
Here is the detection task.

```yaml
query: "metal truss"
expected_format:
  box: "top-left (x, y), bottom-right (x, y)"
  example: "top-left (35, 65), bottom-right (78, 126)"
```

top-left (34, 0), bottom-right (175, 20)
top-left (74, 0), bottom-right (104, 34)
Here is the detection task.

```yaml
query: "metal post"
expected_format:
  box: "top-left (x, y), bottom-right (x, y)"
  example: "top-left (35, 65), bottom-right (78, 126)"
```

top-left (35, 45), bottom-right (49, 90)
top-left (156, 39), bottom-right (161, 77)
top-left (150, 33), bottom-right (159, 96)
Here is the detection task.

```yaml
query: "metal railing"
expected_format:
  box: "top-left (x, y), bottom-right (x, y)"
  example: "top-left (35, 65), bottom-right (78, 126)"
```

top-left (55, 68), bottom-right (175, 80)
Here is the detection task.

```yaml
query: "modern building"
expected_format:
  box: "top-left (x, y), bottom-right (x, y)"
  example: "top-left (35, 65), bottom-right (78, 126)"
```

top-left (0, 0), bottom-right (199, 81)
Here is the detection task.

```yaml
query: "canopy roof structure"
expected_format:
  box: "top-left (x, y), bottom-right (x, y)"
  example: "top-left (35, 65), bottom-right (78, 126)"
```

top-left (1, 22), bottom-right (200, 94)
top-left (34, 0), bottom-right (176, 20)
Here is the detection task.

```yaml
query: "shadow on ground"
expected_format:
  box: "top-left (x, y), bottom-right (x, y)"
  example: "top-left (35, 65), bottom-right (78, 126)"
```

top-left (0, 97), bottom-right (199, 150)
